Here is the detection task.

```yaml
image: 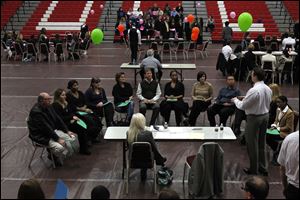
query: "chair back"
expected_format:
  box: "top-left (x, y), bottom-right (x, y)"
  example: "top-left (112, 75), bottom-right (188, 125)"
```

top-left (188, 41), bottom-right (196, 50)
top-left (27, 43), bottom-right (36, 56)
top-left (270, 42), bottom-right (279, 51)
top-left (39, 43), bottom-right (49, 54)
top-left (253, 41), bottom-right (261, 51)
top-left (293, 111), bottom-right (299, 131)
top-left (14, 42), bottom-right (23, 54)
top-left (176, 42), bottom-right (185, 51)
top-left (55, 43), bottom-right (64, 54)
top-left (282, 61), bottom-right (293, 72)
top-left (129, 142), bottom-right (154, 169)
top-left (162, 42), bottom-right (171, 51)
top-left (262, 61), bottom-right (273, 71)
top-left (203, 40), bottom-right (209, 51)
top-left (2, 41), bottom-right (8, 50)
top-left (150, 42), bottom-right (158, 51)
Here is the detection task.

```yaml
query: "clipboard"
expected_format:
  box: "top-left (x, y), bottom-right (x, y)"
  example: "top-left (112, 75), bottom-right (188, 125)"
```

top-left (76, 119), bottom-right (87, 129)
top-left (266, 128), bottom-right (280, 135)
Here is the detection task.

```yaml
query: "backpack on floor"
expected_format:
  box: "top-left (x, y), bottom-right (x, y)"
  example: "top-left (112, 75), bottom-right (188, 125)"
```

top-left (157, 166), bottom-right (173, 186)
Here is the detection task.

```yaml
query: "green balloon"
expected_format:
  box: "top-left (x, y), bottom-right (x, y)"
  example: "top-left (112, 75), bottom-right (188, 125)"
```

top-left (91, 28), bottom-right (104, 44)
top-left (238, 12), bottom-right (253, 32)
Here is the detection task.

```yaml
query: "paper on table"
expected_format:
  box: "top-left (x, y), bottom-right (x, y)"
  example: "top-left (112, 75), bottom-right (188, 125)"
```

top-left (188, 131), bottom-right (204, 139)
top-left (117, 101), bottom-right (130, 107)
top-left (266, 128), bottom-right (280, 135)
top-left (76, 119), bottom-right (87, 129)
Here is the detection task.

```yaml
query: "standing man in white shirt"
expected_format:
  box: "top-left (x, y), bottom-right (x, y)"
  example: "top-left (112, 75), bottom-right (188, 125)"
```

top-left (282, 33), bottom-right (296, 51)
top-left (231, 67), bottom-right (272, 176)
top-left (222, 41), bottom-right (233, 62)
top-left (277, 131), bottom-right (299, 199)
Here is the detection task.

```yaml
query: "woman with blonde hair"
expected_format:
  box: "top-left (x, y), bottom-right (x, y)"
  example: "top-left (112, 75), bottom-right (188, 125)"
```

top-left (127, 113), bottom-right (166, 180)
top-left (268, 83), bottom-right (281, 127)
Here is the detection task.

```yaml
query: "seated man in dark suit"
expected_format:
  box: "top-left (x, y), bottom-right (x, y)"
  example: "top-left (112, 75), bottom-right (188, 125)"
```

top-left (27, 92), bottom-right (79, 166)
top-left (207, 75), bottom-right (240, 126)
top-left (136, 68), bottom-right (161, 126)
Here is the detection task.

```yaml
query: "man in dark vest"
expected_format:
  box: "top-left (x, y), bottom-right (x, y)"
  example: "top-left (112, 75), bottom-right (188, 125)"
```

top-left (128, 23), bottom-right (141, 64)
top-left (136, 68), bottom-right (161, 125)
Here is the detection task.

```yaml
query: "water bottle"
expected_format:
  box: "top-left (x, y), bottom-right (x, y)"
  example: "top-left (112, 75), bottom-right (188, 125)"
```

top-left (164, 122), bottom-right (168, 129)
top-left (220, 123), bottom-right (224, 134)
top-left (214, 124), bottom-right (219, 132)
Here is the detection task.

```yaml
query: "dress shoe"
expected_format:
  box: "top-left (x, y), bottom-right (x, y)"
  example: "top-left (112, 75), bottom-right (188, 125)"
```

top-left (80, 150), bottom-right (91, 155)
top-left (259, 171), bottom-right (269, 176)
top-left (243, 168), bottom-right (256, 175)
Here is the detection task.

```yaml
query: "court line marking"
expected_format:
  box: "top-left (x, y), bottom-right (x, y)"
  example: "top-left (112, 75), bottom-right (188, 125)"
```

top-left (0, 177), bottom-right (282, 184)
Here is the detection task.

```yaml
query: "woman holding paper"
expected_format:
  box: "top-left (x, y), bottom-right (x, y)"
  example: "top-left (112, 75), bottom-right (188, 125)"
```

top-left (85, 77), bottom-right (115, 127)
top-left (160, 70), bottom-right (189, 126)
top-left (266, 95), bottom-right (294, 165)
top-left (112, 72), bottom-right (134, 125)
top-left (66, 80), bottom-right (103, 143)
top-left (52, 88), bottom-right (91, 155)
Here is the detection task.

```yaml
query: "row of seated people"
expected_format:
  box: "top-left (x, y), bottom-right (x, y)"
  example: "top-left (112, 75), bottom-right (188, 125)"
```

top-left (27, 67), bottom-right (296, 167)
top-left (241, 32), bottom-right (298, 52)
top-left (217, 41), bottom-right (299, 84)
top-left (2, 28), bottom-right (90, 62)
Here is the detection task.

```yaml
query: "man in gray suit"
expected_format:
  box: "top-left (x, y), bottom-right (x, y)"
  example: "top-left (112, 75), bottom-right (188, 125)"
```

top-left (140, 49), bottom-right (163, 81)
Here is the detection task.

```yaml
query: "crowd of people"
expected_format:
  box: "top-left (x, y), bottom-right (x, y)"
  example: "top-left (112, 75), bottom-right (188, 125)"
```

top-left (2, 26), bottom-right (91, 62)
top-left (114, 3), bottom-right (209, 46)
top-left (2, 3), bottom-right (299, 200)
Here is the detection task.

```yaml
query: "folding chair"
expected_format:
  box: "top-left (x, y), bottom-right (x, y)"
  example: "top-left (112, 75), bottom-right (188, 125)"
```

top-left (54, 43), bottom-right (65, 62)
top-left (26, 43), bottom-right (38, 62)
top-left (126, 142), bottom-right (157, 194)
top-left (173, 42), bottom-right (187, 61)
top-left (279, 61), bottom-right (293, 85)
top-left (161, 42), bottom-right (173, 61)
top-left (14, 42), bottom-right (26, 61)
top-left (185, 41), bottom-right (197, 60)
top-left (39, 43), bottom-right (50, 62)
top-left (262, 61), bottom-right (275, 83)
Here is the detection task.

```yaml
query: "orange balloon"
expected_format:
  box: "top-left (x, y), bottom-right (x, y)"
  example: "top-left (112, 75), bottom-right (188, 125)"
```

top-left (187, 14), bottom-right (195, 23)
top-left (192, 27), bottom-right (200, 34)
top-left (117, 24), bottom-right (125, 32)
top-left (191, 32), bottom-right (198, 41)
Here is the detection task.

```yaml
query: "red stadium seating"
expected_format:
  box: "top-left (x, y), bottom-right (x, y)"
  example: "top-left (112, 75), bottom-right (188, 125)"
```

top-left (1, 1), bottom-right (22, 29)
top-left (283, 1), bottom-right (299, 21)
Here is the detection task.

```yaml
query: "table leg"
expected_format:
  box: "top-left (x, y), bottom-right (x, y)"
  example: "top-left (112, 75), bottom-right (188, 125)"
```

top-left (122, 141), bottom-right (126, 179)
top-left (176, 69), bottom-right (184, 82)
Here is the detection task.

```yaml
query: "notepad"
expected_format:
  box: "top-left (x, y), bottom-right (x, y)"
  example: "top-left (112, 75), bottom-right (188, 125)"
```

top-left (166, 98), bottom-right (177, 102)
top-left (54, 179), bottom-right (68, 199)
top-left (103, 101), bottom-right (111, 106)
top-left (77, 111), bottom-right (88, 116)
top-left (76, 119), bottom-right (87, 129)
top-left (117, 101), bottom-right (130, 107)
top-left (266, 129), bottom-right (280, 135)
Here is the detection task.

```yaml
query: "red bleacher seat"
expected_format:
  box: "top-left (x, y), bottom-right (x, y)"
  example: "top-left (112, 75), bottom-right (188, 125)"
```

top-left (1, 1), bottom-right (22, 29)
top-left (283, 1), bottom-right (299, 21)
